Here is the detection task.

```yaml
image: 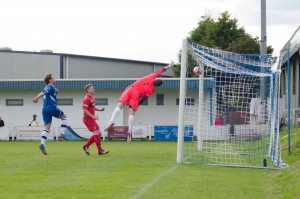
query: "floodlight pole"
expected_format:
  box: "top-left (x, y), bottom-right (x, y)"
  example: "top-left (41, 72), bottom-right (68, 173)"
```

top-left (260, 0), bottom-right (268, 102)
top-left (177, 39), bottom-right (188, 163)
top-left (260, 0), bottom-right (267, 56)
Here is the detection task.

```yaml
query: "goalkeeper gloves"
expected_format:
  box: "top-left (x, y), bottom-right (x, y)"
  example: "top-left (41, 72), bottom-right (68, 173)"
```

top-left (163, 61), bottom-right (174, 71)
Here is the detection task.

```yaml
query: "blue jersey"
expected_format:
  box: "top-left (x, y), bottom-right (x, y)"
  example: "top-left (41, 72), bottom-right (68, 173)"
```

top-left (43, 84), bottom-right (57, 107)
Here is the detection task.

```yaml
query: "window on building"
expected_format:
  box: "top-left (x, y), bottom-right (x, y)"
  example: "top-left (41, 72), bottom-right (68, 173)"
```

top-left (282, 69), bottom-right (286, 95)
top-left (299, 63), bottom-right (300, 107)
top-left (156, 94), bottom-right (164, 105)
top-left (140, 97), bottom-right (148, 105)
top-left (186, 98), bottom-right (195, 105)
top-left (176, 98), bottom-right (195, 105)
top-left (280, 74), bottom-right (283, 98)
top-left (298, 59), bottom-right (300, 107)
top-left (57, 98), bottom-right (73, 106)
top-left (292, 62), bottom-right (296, 95)
top-left (96, 98), bottom-right (108, 105)
top-left (6, 99), bottom-right (23, 106)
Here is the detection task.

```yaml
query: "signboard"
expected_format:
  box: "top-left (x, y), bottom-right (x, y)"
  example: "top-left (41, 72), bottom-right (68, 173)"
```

top-left (16, 126), bottom-right (54, 141)
top-left (108, 126), bottom-right (128, 141)
top-left (63, 127), bottom-right (107, 140)
top-left (64, 126), bottom-right (85, 140)
top-left (132, 126), bottom-right (149, 139)
top-left (65, 127), bottom-right (93, 139)
top-left (154, 125), bottom-right (193, 141)
top-left (0, 126), bottom-right (10, 140)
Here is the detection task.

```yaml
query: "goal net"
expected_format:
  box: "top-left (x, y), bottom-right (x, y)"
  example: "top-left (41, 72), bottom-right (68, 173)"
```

top-left (177, 40), bottom-right (287, 169)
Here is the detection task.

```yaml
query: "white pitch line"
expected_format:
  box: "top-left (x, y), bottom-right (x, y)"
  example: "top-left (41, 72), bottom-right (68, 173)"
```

top-left (131, 164), bottom-right (179, 199)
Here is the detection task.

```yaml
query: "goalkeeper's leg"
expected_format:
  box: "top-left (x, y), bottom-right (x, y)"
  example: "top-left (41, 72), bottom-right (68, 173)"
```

top-left (127, 104), bottom-right (137, 143)
top-left (127, 114), bottom-right (134, 143)
top-left (105, 102), bottom-right (124, 131)
top-left (106, 87), bottom-right (134, 130)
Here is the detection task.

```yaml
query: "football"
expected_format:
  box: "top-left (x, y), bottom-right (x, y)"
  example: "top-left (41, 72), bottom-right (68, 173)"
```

top-left (193, 66), bottom-right (201, 75)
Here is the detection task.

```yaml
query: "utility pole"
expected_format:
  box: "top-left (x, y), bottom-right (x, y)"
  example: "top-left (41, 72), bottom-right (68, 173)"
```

top-left (260, 0), bottom-right (267, 102)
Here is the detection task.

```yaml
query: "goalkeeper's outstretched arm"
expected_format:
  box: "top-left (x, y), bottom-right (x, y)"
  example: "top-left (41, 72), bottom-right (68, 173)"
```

top-left (149, 61), bottom-right (174, 79)
top-left (162, 61), bottom-right (174, 72)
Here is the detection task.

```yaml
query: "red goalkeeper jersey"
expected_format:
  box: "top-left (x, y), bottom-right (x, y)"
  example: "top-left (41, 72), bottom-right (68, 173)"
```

top-left (131, 69), bottom-right (164, 97)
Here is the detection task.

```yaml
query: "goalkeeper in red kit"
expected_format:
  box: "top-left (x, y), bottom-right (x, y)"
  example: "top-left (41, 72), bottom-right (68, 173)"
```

top-left (82, 83), bottom-right (109, 155)
top-left (105, 61), bottom-right (174, 143)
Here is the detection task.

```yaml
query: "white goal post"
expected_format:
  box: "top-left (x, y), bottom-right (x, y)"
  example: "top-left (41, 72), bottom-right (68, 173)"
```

top-left (176, 39), bottom-right (188, 163)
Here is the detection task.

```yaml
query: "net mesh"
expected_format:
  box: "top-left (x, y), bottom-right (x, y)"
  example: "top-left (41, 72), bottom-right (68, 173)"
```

top-left (183, 42), bottom-right (287, 168)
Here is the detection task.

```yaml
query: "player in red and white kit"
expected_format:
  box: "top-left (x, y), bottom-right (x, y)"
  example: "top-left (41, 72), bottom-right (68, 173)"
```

top-left (82, 83), bottom-right (109, 155)
top-left (105, 61), bottom-right (174, 143)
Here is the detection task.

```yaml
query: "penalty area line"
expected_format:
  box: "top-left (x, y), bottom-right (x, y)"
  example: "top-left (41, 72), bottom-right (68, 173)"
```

top-left (130, 164), bottom-right (179, 199)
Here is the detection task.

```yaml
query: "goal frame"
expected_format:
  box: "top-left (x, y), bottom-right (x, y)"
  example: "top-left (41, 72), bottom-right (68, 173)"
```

top-left (176, 39), bottom-right (285, 169)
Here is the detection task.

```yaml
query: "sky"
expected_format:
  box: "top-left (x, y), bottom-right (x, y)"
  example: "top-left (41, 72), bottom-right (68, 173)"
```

top-left (0, 0), bottom-right (299, 63)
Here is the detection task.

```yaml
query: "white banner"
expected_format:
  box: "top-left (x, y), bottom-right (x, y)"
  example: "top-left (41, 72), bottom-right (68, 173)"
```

top-left (16, 126), bottom-right (54, 141)
top-left (13, 126), bottom-right (153, 140)
top-left (0, 126), bottom-right (10, 140)
top-left (132, 126), bottom-right (151, 139)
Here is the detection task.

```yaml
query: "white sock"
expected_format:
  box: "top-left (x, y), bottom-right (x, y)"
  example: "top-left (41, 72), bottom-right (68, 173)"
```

top-left (41, 130), bottom-right (49, 145)
top-left (109, 107), bottom-right (121, 124)
top-left (128, 115), bottom-right (134, 133)
top-left (61, 118), bottom-right (68, 135)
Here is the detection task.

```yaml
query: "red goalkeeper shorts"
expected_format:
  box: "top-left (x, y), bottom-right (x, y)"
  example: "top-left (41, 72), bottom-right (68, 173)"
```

top-left (83, 117), bottom-right (100, 132)
top-left (118, 87), bottom-right (140, 111)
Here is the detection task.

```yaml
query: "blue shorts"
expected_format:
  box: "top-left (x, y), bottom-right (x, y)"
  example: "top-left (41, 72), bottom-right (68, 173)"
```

top-left (42, 105), bottom-right (64, 125)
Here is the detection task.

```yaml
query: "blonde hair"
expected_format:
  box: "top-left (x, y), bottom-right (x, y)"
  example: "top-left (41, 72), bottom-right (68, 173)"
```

top-left (84, 83), bottom-right (93, 92)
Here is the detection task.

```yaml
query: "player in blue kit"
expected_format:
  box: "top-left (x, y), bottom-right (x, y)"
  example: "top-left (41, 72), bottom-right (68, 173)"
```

top-left (33, 74), bottom-right (69, 155)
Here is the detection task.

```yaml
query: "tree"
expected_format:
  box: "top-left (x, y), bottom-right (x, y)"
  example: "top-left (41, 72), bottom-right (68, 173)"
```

top-left (174, 11), bottom-right (273, 77)
top-left (267, 46), bottom-right (274, 54)
top-left (173, 52), bottom-right (198, 77)
top-left (189, 12), bottom-right (248, 51)
top-left (226, 34), bottom-right (260, 54)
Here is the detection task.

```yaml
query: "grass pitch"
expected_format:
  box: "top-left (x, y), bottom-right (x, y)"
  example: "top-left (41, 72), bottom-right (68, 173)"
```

top-left (0, 128), bottom-right (299, 199)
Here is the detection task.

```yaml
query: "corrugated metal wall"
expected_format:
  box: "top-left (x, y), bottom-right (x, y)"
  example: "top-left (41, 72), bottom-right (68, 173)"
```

top-left (0, 52), bottom-right (60, 79)
top-left (67, 56), bottom-right (163, 78)
top-left (0, 51), bottom-right (173, 80)
top-left (0, 79), bottom-right (208, 90)
top-left (280, 54), bottom-right (300, 110)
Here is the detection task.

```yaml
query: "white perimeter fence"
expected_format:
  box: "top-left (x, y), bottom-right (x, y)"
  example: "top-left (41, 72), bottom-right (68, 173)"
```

top-left (0, 125), bottom-right (154, 141)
